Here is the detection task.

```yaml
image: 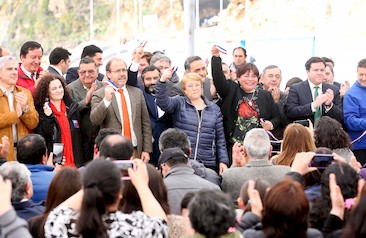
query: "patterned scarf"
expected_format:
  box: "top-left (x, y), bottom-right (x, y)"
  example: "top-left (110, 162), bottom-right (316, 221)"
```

top-left (231, 88), bottom-right (260, 143)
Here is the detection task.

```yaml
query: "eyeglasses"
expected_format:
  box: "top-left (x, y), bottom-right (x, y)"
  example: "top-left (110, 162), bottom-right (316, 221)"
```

top-left (79, 69), bottom-right (97, 75)
top-left (110, 69), bottom-right (127, 74)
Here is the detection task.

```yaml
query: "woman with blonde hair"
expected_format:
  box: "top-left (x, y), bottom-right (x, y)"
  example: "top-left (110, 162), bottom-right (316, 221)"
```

top-left (156, 71), bottom-right (229, 174)
top-left (272, 123), bottom-right (316, 166)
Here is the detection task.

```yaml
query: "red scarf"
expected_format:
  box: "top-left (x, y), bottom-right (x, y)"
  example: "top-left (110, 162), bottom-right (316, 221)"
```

top-left (50, 100), bottom-right (75, 167)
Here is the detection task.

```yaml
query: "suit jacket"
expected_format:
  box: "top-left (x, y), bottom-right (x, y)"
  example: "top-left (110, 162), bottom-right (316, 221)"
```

top-left (170, 78), bottom-right (214, 101)
top-left (90, 85), bottom-right (152, 156)
top-left (67, 79), bottom-right (104, 161)
top-left (47, 66), bottom-right (65, 81)
top-left (0, 86), bottom-right (39, 161)
top-left (286, 80), bottom-right (343, 123)
top-left (221, 159), bottom-right (290, 200)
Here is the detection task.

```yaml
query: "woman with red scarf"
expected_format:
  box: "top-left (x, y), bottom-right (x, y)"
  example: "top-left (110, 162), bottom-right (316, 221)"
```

top-left (34, 75), bottom-right (84, 167)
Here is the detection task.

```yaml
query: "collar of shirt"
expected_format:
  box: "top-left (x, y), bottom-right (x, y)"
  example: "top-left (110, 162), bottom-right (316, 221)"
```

top-left (49, 65), bottom-right (63, 76)
top-left (21, 64), bottom-right (36, 79)
top-left (308, 79), bottom-right (322, 91)
top-left (118, 85), bottom-right (127, 92)
top-left (82, 84), bottom-right (90, 91)
top-left (0, 85), bottom-right (14, 96)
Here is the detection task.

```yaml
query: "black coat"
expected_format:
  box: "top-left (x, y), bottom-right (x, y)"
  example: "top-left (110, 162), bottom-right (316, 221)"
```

top-left (211, 56), bottom-right (280, 143)
top-left (35, 96), bottom-right (85, 167)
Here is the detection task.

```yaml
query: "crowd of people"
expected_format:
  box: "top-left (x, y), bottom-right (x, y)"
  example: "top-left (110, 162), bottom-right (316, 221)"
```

top-left (0, 40), bottom-right (366, 238)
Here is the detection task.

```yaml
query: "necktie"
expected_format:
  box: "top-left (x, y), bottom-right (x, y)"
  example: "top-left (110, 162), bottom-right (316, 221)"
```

top-left (31, 73), bottom-right (35, 81)
top-left (118, 89), bottom-right (132, 140)
top-left (314, 86), bottom-right (321, 124)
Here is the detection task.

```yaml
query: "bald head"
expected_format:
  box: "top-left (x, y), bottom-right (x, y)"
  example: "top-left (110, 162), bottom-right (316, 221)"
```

top-left (99, 134), bottom-right (133, 160)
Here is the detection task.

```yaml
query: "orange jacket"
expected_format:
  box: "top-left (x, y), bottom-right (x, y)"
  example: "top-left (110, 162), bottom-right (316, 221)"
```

top-left (0, 85), bottom-right (39, 161)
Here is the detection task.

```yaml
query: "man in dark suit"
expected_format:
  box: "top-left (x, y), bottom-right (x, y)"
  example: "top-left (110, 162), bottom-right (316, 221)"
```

top-left (138, 65), bottom-right (172, 165)
top-left (67, 58), bottom-right (104, 162)
top-left (48, 47), bottom-right (71, 81)
top-left (66, 44), bottom-right (105, 84)
top-left (286, 57), bottom-right (343, 124)
top-left (90, 57), bottom-right (152, 162)
top-left (170, 56), bottom-right (217, 101)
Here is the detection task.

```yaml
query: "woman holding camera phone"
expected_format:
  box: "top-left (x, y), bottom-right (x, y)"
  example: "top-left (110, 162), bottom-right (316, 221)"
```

top-left (34, 75), bottom-right (84, 167)
top-left (44, 159), bottom-right (168, 237)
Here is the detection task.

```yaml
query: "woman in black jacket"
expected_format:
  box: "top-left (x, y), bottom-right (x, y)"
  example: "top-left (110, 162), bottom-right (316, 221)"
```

top-left (211, 45), bottom-right (280, 155)
top-left (34, 75), bottom-right (84, 167)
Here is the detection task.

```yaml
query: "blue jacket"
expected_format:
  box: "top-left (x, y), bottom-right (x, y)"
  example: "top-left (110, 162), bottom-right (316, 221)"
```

top-left (156, 80), bottom-right (229, 168)
top-left (26, 164), bottom-right (55, 203)
top-left (12, 200), bottom-right (45, 221)
top-left (344, 81), bottom-right (366, 150)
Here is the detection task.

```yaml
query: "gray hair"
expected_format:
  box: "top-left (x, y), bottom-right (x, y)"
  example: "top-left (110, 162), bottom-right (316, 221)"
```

top-left (0, 161), bottom-right (31, 202)
top-left (150, 53), bottom-right (171, 66)
top-left (0, 56), bottom-right (16, 71)
top-left (243, 128), bottom-right (271, 160)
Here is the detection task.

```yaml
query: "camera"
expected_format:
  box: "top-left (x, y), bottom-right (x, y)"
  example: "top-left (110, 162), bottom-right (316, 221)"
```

top-left (310, 154), bottom-right (334, 169)
top-left (293, 119), bottom-right (310, 127)
top-left (113, 160), bottom-right (136, 180)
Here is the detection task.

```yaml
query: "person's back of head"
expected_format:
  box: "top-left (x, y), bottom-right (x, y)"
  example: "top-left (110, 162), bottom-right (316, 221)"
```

top-left (121, 163), bottom-right (170, 214)
top-left (243, 128), bottom-right (271, 160)
top-left (285, 77), bottom-right (303, 89)
top-left (159, 128), bottom-right (191, 156)
top-left (94, 128), bottom-right (120, 154)
top-left (159, 147), bottom-right (189, 170)
top-left (314, 116), bottom-right (351, 150)
top-left (262, 178), bottom-right (309, 238)
top-left (81, 44), bottom-right (102, 58)
top-left (275, 123), bottom-right (316, 166)
top-left (17, 134), bottom-right (47, 165)
top-left (189, 189), bottom-right (236, 237)
top-left (321, 163), bottom-right (358, 202)
top-left (77, 159), bottom-right (121, 238)
top-left (45, 167), bottom-right (81, 213)
top-left (0, 161), bottom-right (32, 202)
top-left (49, 47), bottom-right (71, 65)
top-left (29, 167), bottom-right (81, 238)
top-left (238, 179), bottom-right (270, 213)
top-left (99, 134), bottom-right (133, 160)
top-left (310, 162), bottom-right (358, 230)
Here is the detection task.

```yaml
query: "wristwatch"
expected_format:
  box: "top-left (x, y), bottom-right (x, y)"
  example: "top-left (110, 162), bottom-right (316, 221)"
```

top-left (22, 105), bottom-right (30, 114)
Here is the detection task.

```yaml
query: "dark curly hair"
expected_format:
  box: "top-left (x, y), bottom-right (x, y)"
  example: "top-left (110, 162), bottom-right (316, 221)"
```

top-left (309, 162), bottom-right (358, 230)
top-left (189, 189), bottom-right (236, 238)
top-left (314, 116), bottom-right (352, 150)
top-left (33, 75), bottom-right (70, 111)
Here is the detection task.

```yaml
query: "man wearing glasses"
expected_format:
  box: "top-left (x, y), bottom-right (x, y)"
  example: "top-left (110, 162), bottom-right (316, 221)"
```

top-left (67, 57), bottom-right (104, 162)
top-left (90, 57), bottom-right (152, 163)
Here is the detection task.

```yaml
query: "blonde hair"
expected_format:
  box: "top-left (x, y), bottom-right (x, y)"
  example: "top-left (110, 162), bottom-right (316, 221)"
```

top-left (274, 124), bottom-right (316, 166)
top-left (181, 73), bottom-right (203, 91)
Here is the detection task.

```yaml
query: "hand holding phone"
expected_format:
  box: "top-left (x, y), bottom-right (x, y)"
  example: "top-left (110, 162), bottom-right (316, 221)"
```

top-left (53, 143), bottom-right (64, 164)
top-left (310, 154), bottom-right (334, 169)
top-left (113, 160), bottom-right (136, 180)
top-left (293, 119), bottom-right (310, 127)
